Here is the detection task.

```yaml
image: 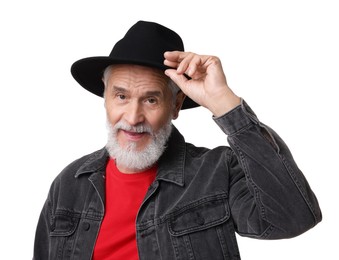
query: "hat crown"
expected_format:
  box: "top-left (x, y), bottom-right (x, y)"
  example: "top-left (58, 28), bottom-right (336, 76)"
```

top-left (109, 21), bottom-right (184, 68)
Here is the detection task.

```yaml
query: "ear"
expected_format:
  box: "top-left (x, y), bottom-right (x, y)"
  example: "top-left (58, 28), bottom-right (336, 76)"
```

top-left (172, 91), bottom-right (186, 120)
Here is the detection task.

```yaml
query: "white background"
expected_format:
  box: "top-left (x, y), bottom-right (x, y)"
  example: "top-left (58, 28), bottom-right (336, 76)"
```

top-left (1, 0), bottom-right (338, 259)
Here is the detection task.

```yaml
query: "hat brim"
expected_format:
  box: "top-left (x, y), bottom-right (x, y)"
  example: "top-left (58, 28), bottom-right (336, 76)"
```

top-left (71, 57), bottom-right (199, 110)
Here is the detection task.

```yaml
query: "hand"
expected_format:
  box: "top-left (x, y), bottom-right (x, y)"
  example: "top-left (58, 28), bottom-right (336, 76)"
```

top-left (164, 51), bottom-right (240, 116)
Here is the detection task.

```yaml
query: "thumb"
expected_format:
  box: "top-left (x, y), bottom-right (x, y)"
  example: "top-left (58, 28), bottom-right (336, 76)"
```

top-left (165, 69), bottom-right (189, 91)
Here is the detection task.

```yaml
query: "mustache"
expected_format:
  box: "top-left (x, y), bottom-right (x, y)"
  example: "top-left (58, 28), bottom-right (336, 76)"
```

top-left (113, 121), bottom-right (153, 134)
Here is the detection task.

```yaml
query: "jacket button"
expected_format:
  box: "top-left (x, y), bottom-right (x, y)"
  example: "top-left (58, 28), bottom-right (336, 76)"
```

top-left (82, 222), bottom-right (90, 231)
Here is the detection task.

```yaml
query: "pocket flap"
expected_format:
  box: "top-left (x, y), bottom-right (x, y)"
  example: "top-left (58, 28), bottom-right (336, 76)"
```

top-left (50, 210), bottom-right (80, 237)
top-left (168, 194), bottom-right (229, 236)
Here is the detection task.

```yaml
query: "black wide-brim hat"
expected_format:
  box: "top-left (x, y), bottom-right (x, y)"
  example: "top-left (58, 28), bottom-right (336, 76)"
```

top-left (71, 20), bottom-right (199, 109)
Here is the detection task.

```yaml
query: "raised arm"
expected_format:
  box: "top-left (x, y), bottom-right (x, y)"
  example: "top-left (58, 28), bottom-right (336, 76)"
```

top-left (164, 51), bottom-right (322, 238)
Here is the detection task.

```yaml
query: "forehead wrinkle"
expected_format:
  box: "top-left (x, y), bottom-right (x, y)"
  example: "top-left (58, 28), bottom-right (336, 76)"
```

top-left (109, 79), bottom-right (168, 97)
top-left (108, 64), bottom-right (167, 84)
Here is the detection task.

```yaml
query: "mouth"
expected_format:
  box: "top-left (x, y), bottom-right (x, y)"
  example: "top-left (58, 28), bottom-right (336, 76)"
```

top-left (121, 129), bottom-right (150, 141)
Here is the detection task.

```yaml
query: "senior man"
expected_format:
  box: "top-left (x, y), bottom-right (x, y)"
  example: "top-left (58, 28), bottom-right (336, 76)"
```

top-left (33, 20), bottom-right (321, 260)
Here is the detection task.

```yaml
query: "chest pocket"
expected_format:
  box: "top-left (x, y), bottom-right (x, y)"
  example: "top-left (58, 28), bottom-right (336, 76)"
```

top-left (168, 194), bottom-right (229, 236)
top-left (50, 210), bottom-right (80, 236)
top-left (166, 194), bottom-right (240, 259)
top-left (49, 210), bottom-right (80, 259)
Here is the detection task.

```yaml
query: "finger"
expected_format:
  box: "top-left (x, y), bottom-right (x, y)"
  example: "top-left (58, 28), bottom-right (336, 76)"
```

top-left (163, 51), bottom-right (183, 69)
top-left (164, 52), bottom-right (189, 74)
top-left (179, 54), bottom-right (207, 78)
top-left (164, 51), bottom-right (184, 61)
top-left (176, 52), bottom-right (196, 75)
top-left (164, 59), bottom-right (179, 68)
top-left (163, 51), bottom-right (183, 68)
top-left (165, 52), bottom-right (203, 76)
top-left (164, 69), bottom-right (189, 90)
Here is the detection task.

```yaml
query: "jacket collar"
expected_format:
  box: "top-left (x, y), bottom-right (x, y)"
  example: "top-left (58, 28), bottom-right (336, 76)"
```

top-left (74, 148), bottom-right (108, 178)
top-left (156, 126), bottom-right (185, 186)
top-left (74, 125), bottom-right (186, 187)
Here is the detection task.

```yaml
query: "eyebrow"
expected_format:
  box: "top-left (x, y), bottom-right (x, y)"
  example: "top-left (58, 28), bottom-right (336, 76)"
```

top-left (112, 86), bottom-right (163, 97)
top-left (144, 90), bottom-right (162, 97)
top-left (112, 86), bottom-right (128, 93)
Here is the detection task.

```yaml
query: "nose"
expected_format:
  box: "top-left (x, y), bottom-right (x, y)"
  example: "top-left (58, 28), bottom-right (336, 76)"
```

top-left (124, 100), bottom-right (145, 126)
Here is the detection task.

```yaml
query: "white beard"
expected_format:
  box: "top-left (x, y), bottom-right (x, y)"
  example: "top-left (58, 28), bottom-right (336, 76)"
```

top-left (105, 119), bottom-right (173, 171)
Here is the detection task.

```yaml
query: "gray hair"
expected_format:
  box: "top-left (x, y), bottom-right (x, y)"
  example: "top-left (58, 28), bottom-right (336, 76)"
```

top-left (102, 65), bottom-right (180, 104)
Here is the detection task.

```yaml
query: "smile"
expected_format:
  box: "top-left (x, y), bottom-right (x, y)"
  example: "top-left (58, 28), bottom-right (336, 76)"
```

top-left (121, 129), bottom-right (150, 141)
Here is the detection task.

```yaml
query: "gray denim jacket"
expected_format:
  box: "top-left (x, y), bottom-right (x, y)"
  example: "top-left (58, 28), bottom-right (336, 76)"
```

top-left (33, 100), bottom-right (321, 259)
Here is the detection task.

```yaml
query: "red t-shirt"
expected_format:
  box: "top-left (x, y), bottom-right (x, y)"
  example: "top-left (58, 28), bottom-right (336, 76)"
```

top-left (92, 159), bottom-right (157, 260)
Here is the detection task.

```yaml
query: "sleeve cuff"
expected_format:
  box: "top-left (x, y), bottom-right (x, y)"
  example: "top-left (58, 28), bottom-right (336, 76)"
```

top-left (213, 98), bottom-right (259, 135)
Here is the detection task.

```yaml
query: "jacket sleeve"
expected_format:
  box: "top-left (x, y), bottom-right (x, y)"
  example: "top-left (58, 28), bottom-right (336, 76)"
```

top-left (214, 99), bottom-right (322, 239)
top-left (33, 187), bottom-right (53, 260)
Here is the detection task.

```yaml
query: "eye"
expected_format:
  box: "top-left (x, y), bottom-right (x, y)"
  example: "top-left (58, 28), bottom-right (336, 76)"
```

top-left (117, 94), bottom-right (126, 100)
top-left (114, 93), bottom-right (128, 104)
top-left (146, 97), bottom-right (157, 104)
